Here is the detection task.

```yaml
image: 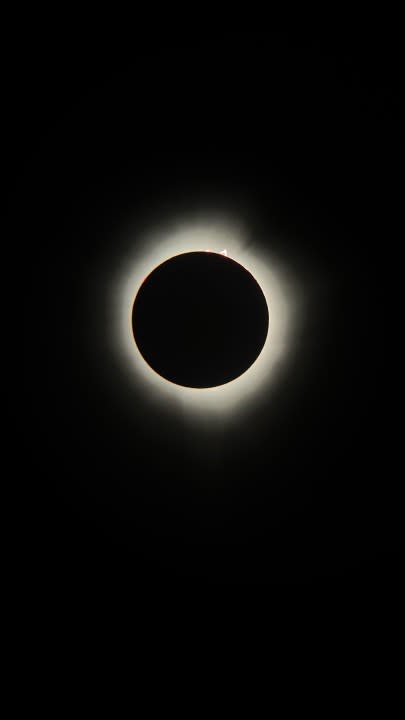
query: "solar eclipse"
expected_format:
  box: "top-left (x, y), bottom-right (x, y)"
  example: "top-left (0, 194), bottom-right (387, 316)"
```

top-left (111, 214), bottom-right (299, 419)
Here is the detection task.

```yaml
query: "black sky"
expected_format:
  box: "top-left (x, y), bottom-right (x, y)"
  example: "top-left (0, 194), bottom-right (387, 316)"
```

top-left (5, 30), bottom-right (403, 593)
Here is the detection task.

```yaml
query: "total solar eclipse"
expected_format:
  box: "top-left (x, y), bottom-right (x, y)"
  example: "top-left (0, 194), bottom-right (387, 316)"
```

top-left (132, 251), bottom-right (269, 388)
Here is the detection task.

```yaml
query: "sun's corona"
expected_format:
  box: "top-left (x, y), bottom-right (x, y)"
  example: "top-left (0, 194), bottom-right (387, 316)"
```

top-left (110, 215), bottom-right (298, 419)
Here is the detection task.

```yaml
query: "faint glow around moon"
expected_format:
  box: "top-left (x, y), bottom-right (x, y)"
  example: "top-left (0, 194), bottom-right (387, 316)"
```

top-left (111, 214), bottom-right (300, 420)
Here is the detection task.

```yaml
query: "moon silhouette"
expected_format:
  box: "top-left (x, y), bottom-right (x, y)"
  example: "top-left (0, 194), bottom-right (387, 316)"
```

top-left (132, 251), bottom-right (269, 388)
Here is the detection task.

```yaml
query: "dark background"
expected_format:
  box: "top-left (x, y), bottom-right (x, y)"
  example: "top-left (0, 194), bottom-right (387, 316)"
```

top-left (5, 29), bottom-right (402, 594)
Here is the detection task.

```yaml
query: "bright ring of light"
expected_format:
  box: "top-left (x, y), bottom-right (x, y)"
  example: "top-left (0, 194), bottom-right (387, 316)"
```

top-left (110, 213), bottom-right (299, 420)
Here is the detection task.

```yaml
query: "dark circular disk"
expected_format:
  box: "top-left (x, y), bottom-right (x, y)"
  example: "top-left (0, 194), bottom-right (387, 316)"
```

top-left (132, 251), bottom-right (269, 388)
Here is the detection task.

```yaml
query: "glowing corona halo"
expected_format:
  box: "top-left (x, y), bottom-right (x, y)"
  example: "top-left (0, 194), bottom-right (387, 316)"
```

top-left (111, 215), bottom-right (298, 419)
